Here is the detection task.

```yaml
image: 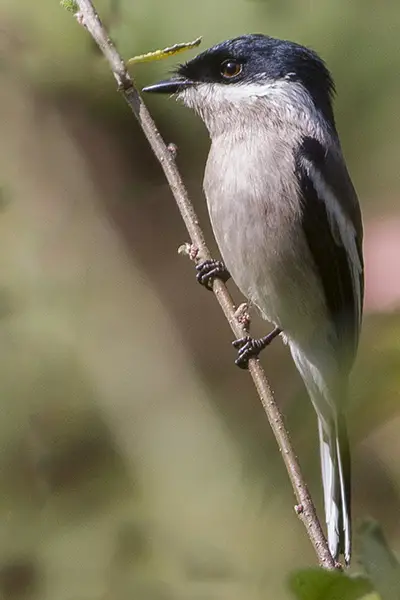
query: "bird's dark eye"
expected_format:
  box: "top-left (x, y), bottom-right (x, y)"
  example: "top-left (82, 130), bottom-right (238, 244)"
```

top-left (220, 59), bottom-right (242, 79)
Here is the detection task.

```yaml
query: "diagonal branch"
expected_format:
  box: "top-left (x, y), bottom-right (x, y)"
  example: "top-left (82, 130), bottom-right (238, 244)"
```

top-left (72, 0), bottom-right (338, 570)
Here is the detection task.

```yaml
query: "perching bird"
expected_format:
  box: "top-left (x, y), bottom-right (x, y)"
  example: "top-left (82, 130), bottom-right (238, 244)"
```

top-left (143, 34), bottom-right (364, 564)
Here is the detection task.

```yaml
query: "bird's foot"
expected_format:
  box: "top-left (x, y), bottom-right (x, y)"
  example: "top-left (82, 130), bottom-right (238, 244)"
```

top-left (196, 259), bottom-right (230, 290)
top-left (233, 327), bottom-right (281, 369)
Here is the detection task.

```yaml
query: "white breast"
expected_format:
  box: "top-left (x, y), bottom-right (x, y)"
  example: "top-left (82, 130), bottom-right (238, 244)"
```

top-left (203, 126), bottom-right (329, 346)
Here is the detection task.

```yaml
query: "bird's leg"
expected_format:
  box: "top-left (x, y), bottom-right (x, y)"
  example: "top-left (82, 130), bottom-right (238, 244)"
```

top-left (233, 327), bottom-right (282, 369)
top-left (196, 259), bottom-right (230, 290)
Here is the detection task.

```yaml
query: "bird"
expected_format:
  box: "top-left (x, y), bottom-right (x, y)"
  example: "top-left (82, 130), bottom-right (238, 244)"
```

top-left (143, 33), bottom-right (364, 564)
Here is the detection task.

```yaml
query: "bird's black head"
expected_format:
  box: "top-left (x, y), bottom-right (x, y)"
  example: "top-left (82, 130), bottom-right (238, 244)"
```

top-left (143, 34), bottom-right (336, 127)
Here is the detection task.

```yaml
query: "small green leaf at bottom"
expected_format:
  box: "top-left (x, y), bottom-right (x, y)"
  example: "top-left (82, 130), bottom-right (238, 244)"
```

top-left (289, 567), bottom-right (373, 600)
top-left (359, 520), bottom-right (400, 600)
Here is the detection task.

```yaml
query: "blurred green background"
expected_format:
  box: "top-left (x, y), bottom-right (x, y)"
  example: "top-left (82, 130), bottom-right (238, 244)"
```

top-left (0, 0), bottom-right (399, 598)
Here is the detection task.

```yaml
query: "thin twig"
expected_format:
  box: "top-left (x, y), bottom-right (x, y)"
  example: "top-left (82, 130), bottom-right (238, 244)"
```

top-left (72, 0), bottom-right (338, 570)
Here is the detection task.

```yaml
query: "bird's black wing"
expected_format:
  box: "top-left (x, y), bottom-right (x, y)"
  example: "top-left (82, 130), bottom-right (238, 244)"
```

top-left (294, 136), bottom-right (364, 368)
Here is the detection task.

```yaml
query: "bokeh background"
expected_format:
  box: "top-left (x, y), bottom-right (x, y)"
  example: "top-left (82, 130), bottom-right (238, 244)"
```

top-left (0, 0), bottom-right (399, 598)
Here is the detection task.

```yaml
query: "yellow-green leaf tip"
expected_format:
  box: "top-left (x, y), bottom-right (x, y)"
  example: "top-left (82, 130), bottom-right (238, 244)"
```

top-left (128, 36), bottom-right (202, 65)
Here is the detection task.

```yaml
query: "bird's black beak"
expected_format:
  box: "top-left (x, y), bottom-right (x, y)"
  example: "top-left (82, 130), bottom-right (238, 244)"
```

top-left (142, 77), bottom-right (194, 94)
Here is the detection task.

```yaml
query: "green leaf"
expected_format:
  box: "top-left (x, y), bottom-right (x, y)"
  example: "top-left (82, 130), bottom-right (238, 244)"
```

top-left (60, 0), bottom-right (79, 13)
top-left (289, 567), bottom-right (373, 600)
top-left (359, 520), bottom-right (400, 600)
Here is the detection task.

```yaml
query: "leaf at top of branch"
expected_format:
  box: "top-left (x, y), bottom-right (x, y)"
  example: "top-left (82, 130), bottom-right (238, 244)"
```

top-left (60, 0), bottom-right (79, 13)
top-left (128, 37), bottom-right (202, 65)
top-left (288, 567), bottom-right (373, 600)
top-left (359, 519), bottom-right (400, 600)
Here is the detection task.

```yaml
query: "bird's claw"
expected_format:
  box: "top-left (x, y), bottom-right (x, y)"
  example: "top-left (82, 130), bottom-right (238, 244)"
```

top-left (233, 336), bottom-right (265, 369)
top-left (196, 259), bottom-right (230, 290)
top-left (233, 328), bottom-right (282, 369)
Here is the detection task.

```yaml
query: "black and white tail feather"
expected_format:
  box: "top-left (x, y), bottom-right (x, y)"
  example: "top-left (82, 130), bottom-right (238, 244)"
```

top-left (318, 413), bottom-right (351, 564)
top-left (290, 345), bottom-right (354, 565)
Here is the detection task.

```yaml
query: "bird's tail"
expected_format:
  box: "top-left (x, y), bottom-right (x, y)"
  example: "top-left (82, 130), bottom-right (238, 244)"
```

top-left (318, 413), bottom-right (351, 564)
top-left (289, 342), bottom-right (352, 563)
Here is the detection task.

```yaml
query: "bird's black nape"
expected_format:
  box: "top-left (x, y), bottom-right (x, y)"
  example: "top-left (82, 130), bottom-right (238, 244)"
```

top-left (177, 34), bottom-right (336, 128)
